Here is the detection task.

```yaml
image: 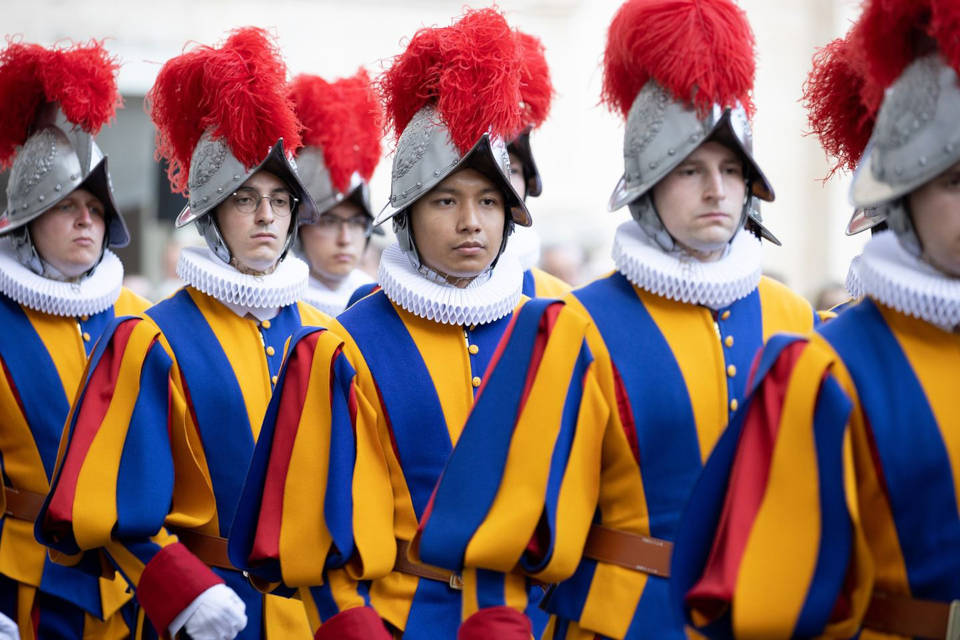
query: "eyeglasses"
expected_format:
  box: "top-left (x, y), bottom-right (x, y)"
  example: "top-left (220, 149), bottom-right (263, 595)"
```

top-left (228, 187), bottom-right (297, 216)
top-left (313, 212), bottom-right (373, 238)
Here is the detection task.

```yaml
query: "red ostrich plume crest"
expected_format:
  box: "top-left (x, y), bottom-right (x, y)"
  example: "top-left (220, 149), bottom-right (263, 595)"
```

top-left (0, 38), bottom-right (120, 169)
top-left (803, 20), bottom-right (883, 177)
top-left (147, 27), bottom-right (302, 195)
top-left (379, 8), bottom-right (524, 154)
top-left (515, 30), bottom-right (554, 131)
top-left (601, 0), bottom-right (757, 120)
top-left (289, 70), bottom-right (383, 194)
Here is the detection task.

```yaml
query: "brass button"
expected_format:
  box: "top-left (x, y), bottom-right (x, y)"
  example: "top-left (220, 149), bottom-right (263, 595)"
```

top-left (727, 364), bottom-right (736, 377)
top-left (261, 319), bottom-right (271, 329)
top-left (730, 398), bottom-right (739, 412)
top-left (82, 332), bottom-right (91, 342)
top-left (721, 310), bottom-right (731, 321)
top-left (468, 344), bottom-right (479, 355)
top-left (724, 335), bottom-right (734, 348)
top-left (266, 346), bottom-right (276, 356)
top-left (271, 375), bottom-right (278, 385)
top-left (80, 314), bottom-right (89, 322)
top-left (471, 376), bottom-right (482, 388)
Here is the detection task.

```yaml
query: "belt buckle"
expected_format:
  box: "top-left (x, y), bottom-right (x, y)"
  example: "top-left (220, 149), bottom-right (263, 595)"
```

top-left (448, 574), bottom-right (463, 591)
top-left (947, 601), bottom-right (960, 640)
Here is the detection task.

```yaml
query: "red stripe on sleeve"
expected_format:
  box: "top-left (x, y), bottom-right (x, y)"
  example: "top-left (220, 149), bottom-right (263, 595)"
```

top-left (44, 319), bottom-right (141, 533)
top-left (685, 341), bottom-right (806, 618)
top-left (249, 331), bottom-right (321, 564)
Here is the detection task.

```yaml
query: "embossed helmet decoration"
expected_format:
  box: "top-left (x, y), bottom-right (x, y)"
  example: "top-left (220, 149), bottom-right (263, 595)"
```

top-left (507, 31), bottom-right (554, 199)
top-left (602, 0), bottom-right (778, 250)
top-left (377, 8), bottom-right (530, 267)
top-left (0, 39), bottom-right (128, 274)
top-left (846, 0), bottom-right (960, 256)
top-left (288, 70), bottom-right (383, 232)
top-left (147, 27), bottom-right (318, 265)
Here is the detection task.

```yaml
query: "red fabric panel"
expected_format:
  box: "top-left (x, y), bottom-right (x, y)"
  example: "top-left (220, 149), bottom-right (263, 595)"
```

top-left (314, 606), bottom-right (391, 640)
top-left (458, 606), bottom-right (532, 640)
top-left (137, 542), bottom-right (223, 638)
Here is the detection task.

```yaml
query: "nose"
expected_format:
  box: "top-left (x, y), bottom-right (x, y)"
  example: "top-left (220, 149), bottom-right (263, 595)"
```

top-left (457, 201), bottom-right (483, 232)
top-left (75, 205), bottom-right (94, 226)
top-left (703, 167), bottom-right (727, 201)
top-left (336, 220), bottom-right (351, 244)
top-left (254, 196), bottom-right (275, 224)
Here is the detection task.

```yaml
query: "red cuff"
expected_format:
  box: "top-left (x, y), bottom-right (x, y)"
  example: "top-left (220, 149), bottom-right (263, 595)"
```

top-left (137, 542), bottom-right (224, 638)
top-left (314, 606), bottom-right (390, 640)
top-left (459, 606), bottom-right (532, 640)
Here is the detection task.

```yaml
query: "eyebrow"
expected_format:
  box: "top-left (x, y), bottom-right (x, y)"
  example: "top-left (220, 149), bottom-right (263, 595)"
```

top-left (430, 186), bottom-right (501, 195)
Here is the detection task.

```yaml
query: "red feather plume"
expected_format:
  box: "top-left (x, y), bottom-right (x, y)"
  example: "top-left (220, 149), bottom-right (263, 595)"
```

top-left (601, 0), bottom-right (756, 119)
top-left (856, 0), bottom-right (932, 90)
top-left (147, 27), bottom-right (301, 195)
top-left (0, 38), bottom-right (119, 169)
top-left (803, 21), bottom-right (883, 177)
top-left (289, 70), bottom-right (382, 194)
top-left (929, 0), bottom-right (960, 74)
top-left (380, 8), bottom-right (523, 153)
top-left (515, 31), bottom-right (554, 130)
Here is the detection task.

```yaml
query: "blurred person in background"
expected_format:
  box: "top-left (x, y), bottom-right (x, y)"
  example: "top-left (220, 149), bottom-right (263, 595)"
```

top-left (540, 243), bottom-right (586, 287)
top-left (674, 2), bottom-right (960, 636)
top-left (290, 70), bottom-right (383, 316)
top-left (37, 28), bottom-right (328, 640)
top-left (0, 40), bottom-right (147, 639)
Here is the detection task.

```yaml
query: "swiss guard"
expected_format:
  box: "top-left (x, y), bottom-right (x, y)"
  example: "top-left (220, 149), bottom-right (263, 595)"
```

top-left (672, 0), bottom-right (960, 637)
top-left (228, 9), bottom-right (604, 640)
top-left (290, 70), bottom-right (382, 316)
top-left (36, 28), bottom-right (326, 640)
top-left (0, 39), bottom-right (146, 640)
top-left (503, 30), bottom-right (570, 298)
top-left (415, 0), bottom-right (819, 638)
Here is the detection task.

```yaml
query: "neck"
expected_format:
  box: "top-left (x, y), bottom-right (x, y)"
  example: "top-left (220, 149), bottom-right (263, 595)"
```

top-left (682, 245), bottom-right (726, 263)
top-left (417, 262), bottom-right (478, 288)
top-left (230, 257), bottom-right (278, 276)
top-left (311, 269), bottom-right (348, 290)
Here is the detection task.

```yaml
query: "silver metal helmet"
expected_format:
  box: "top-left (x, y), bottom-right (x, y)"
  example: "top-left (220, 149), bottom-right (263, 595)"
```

top-left (610, 80), bottom-right (779, 246)
top-left (375, 105), bottom-right (530, 229)
top-left (0, 106), bottom-right (129, 248)
top-left (850, 55), bottom-right (960, 212)
top-left (507, 129), bottom-right (542, 198)
top-left (294, 146), bottom-right (382, 236)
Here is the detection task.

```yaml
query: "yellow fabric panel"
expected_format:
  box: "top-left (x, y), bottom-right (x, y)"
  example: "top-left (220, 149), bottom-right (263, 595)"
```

top-left (296, 301), bottom-right (334, 330)
top-left (577, 563), bottom-right (645, 639)
top-left (99, 569), bottom-right (135, 622)
top-left (879, 305), bottom-right (960, 514)
top-left (0, 365), bottom-right (47, 495)
top-left (465, 308), bottom-right (588, 570)
top-left (460, 567), bottom-right (480, 619)
top-left (104, 527), bottom-right (178, 586)
top-left (396, 306), bottom-right (473, 445)
top-left (326, 570), bottom-right (370, 616)
top-left (187, 289), bottom-right (271, 441)
top-left (73, 322), bottom-right (157, 551)
top-left (503, 571), bottom-right (529, 614)
top-left (298, 586), bottom-right (323, 632)
top-left (23, 307), bottom-right (85, 402)
top-left (638, 287), bottom-right (727, 463)
top-left (732, 345), bottom-right (833, 638)
top-left (368, 571), bottom-right (418, 632)
top-left (756, 276), bottom-right (816, 341)
top-left (114, 287), bottom-right (151, 317)
top-left (0, 518), bottom-right (45, 587)
top-left (15, 582), bottom-right (35, 640)
top-left (531, 268), bottom-right (572, 299)
top-left (541, 616), bottom-right (604, 640)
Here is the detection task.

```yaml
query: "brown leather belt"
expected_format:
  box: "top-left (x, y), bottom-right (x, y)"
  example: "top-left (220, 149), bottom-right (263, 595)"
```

top-left (394, 539), bottom-right (463, 590)
top-left (863, 591), bottom-right (960, 639)
top-left (170, 527), bottom-right (235, 571)
top-left (3, 486), bottom-right (44, 522)
top-left (582, 524), bottom-right (673, 578)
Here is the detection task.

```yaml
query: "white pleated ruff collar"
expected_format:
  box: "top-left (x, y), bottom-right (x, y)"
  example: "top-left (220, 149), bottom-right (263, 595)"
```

top-left (611, 221), bottom-right (762, 309)
top-left (176, 246), bottom-right (308, 310)
top-left (302, 269), bottom-right (374, 317)
top-left (377, 243), bottom-right (522, 326)
top-left (0, 238), bottom-right (123, 317)
top-left (847, 231), bottom-right (960, 331)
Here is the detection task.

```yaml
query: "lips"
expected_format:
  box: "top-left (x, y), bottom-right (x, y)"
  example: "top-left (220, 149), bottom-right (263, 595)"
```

top-left (73, 236), bottom-right (95, 246)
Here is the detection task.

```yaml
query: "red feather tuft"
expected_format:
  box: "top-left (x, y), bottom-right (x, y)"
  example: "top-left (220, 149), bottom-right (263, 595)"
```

top-left (380, 8), bottom-right (523, 153)
top-left (147, 27), bottom-right (301, 195)
top-left (289, 70), bottom-right (382, 193)
top-left (0, 38), bottom-right (119, 169)
top-left (803, 24), bottom-right (882, 177)
top-left (515, 31), bottom-right (554, 130)
top-left (601, 0), bottom-right (756, 119)
top-left (856, 0), bottom-right (932, 89)
top-left (930, 0), bottom-right (960, 74)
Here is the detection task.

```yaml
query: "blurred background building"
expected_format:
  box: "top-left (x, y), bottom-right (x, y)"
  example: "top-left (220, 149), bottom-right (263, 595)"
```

top-left (2, 0), bottom-right (864, 304)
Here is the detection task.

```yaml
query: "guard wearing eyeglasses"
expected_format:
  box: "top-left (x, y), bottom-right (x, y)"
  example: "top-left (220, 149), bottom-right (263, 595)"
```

top-left (289, 71), bottom-right (383, 316)
top-left (0, 38), bottom-right (146, 640)
top-left (37, 28), bottom-right (326, 640)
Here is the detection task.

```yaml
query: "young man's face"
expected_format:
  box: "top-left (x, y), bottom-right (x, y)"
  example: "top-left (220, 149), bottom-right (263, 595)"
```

top-left (651, 141), bottom-right (746, 261)
top-left (409, 168), bottom-right (506, 284)
top-left (300, 201), bottom-right (369, 284)
top-left (214, 171), bottom-right (293, 273)
top-left (29, 188), bottom-right (107, 278)
top-left (908, 159), bottom-right (960, 277)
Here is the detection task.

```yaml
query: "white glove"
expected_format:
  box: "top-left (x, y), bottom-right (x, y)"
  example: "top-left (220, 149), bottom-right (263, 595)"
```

top-left (169, 584), bottom-right (247, 640)
top-left (0, 611), bottom-right (18, 640)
